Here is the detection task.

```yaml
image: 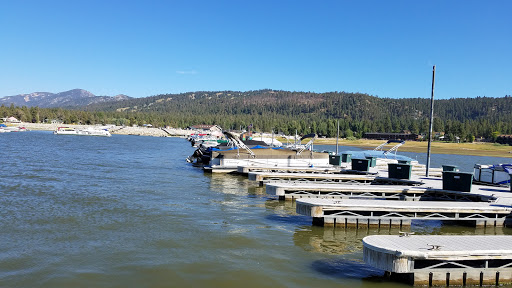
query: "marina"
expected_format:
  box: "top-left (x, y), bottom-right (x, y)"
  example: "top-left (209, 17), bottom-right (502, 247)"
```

top-left (3, 131), bottom-right (512, 287)
top-left (190, 129), bottom-right (512, 286)
top-left (2, 2), bottom-right (511, 287)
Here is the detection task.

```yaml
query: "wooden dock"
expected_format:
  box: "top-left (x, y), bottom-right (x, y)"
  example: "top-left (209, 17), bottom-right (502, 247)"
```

top-left (265, 171), bottom-right (512, 203)
top-left (296, 198), bottom-right (512, 228)
top-left (363, 235), bottom-right (512, 286)
top-left (248, 171), bottom-right (376, 186)
top-left (236, 165), bottom-right (343, 175)
top-left (265, 182), bottom-right (497, 202)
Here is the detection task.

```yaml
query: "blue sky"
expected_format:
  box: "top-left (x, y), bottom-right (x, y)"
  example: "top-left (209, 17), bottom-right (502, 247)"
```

top-left (1, 0), bottom-right (510, 99)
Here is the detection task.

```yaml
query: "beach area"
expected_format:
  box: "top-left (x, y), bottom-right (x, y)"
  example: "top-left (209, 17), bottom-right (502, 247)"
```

top-left (12, 122), bottom-right (512, 158)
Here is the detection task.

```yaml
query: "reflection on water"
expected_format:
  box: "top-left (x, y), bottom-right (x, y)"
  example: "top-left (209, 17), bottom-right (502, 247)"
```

top-left (293, 221), bottom-right (512, 255)
top-left (207, 173), bottom-right (266, 196)
top-left (311, 259), bottom-right (389, 282)
top-left (294, 226), bottom-right (403, 255)
top-left (265, 197), bottom-right (297, 213)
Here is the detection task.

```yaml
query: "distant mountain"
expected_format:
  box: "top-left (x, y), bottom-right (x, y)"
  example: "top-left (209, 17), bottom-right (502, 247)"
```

top-left (0, 89), bottom-right (132, 108)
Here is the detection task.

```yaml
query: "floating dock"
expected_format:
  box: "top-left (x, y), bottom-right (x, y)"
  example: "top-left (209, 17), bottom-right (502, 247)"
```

top-left (266, 182), bottom-right (496, 202)
top-left (248, 172), bottom-right (376, 186)
top-left (265, 172), bottom-right (512, 203)
top-left (236, 165), bottom-right (344, 175)
top-left (296, 198), bottom-right (512, 228)
top-left (363, 235), bottom-right (512, 286)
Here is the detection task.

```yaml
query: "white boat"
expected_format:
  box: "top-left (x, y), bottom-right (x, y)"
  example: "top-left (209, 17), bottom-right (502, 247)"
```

top-left (188, 132), bottom-right (331, 172)
top-left (473, 164), bottom-right (512, 186)
top-left (54, 127), bottom-right (111, 137)
top-left (54, 127), bottom-right (78, 135)
top-left (188, 132), bottom-right (228, 147)
top-left (76, 127), bottom-right (111, 137)
top-left (1, 126), bottom-right (28, 132)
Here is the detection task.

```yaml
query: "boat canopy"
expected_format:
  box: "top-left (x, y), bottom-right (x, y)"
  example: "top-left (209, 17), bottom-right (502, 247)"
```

top-left (482, 164), bottom-right (512, 174)
top-left (208, 145), bottom-right (285, 152)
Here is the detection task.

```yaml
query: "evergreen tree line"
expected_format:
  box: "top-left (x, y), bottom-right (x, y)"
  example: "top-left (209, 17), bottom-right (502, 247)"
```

top-left (2, 90), bottom-right (512, 142)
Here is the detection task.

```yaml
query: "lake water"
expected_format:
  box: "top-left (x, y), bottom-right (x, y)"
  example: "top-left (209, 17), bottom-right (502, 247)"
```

top-left (1, 131), bottom-right (511, 287)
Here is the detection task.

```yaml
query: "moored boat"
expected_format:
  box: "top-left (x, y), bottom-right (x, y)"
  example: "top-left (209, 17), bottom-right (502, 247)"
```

top-left (473, 163), bottom-right (512, 186)
top-left (54, 126), bottom-right (111, 137)
top-left (0, 126), bottom-right (29, 132)
top-left (76, 127), bottom-right (111, 137)
top-left (187, 131), bottom-right (331, 172)
top-left (54, 127), bottom-right (78, 135)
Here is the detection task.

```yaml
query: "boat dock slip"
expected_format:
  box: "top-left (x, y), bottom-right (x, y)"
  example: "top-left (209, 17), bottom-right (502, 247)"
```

top-left (236, 165), bottom-right (343, 175)
top-left (295, 198), bottom-right (512, 228)
top-left (266, 174), bottom-right (512, 203)
top-left (247, 172), bottom-right (376, 185)
top-left (363, 235), bottom-right (512, 286)
top-left (265, 183), bottom-right (497, 202)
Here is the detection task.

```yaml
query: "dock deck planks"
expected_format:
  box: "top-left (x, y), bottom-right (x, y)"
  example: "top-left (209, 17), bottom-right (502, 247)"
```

top-left (363, 235), bottom-right (512, 285)
top-left (296, 198), bottom-right (512, 228)
top-left (248, 171), bottom-right (376, 185)
top-left (236, 165), bottom-right (343, 175)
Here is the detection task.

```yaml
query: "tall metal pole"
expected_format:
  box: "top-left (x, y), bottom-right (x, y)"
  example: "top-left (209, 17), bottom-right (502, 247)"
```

top-left (336, 119), bottom-right (339, 155)
top-left (426, 65), bottom-right (436, 177)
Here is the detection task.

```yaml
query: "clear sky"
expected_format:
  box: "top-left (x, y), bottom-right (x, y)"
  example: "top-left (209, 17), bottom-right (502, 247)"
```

top-left (1, 0), bottom-right (510, 99)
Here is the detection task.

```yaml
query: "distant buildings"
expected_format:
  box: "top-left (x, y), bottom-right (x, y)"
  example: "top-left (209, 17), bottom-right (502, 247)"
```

top-left (1, 116), bottom-right (21, 123)
top-left (497, 135), bottom-right (512, 145)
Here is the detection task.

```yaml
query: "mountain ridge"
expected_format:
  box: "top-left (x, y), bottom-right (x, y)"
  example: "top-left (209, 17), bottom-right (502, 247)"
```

top-left (0, 89), bottom-right (132, 108)
top-left (1, 89), bottom-right (512, 139)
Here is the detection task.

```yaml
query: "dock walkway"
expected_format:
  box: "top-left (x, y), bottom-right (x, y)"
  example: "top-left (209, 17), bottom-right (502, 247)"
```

top-left (266, 182), bottom-right (497, 202)
top-left (266, 173), bottom-right (512, 203)
top-left (248, 171), bottom-right (376, 185)
top-left (296, 198), bottom-right (512, 228)
top-left (363, 235), bottom-right (512, 286)
top-left (236, 165), bottom-right (343, 175)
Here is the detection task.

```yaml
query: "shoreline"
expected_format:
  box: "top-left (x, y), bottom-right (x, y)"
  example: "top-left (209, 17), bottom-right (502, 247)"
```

top-left (311, 138), bottom-right (512, 158)
top-left (12, 122), bottom-right (512, 158)
top-left (16, 122), bottom-right (174, 137)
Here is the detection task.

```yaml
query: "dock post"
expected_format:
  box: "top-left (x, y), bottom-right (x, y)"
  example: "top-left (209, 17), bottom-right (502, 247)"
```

top-left (426, 65), bottom-right (436, 177)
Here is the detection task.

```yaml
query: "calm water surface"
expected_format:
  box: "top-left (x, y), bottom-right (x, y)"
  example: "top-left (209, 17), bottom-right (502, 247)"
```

top-left (1, 131), bottom-right (511, 287)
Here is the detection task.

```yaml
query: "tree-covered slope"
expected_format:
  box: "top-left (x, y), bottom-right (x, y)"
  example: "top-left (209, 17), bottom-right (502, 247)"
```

top-left (2, 89), bottom-right (511, 140)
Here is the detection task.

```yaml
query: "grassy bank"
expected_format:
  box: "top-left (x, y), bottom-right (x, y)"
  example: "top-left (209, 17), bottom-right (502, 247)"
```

top-left (310, 138), bottom-right (512, 158)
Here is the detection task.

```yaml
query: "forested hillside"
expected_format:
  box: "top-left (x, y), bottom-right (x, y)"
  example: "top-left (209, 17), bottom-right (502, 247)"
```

top-left (2, 90), bottom-right (511, 141)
